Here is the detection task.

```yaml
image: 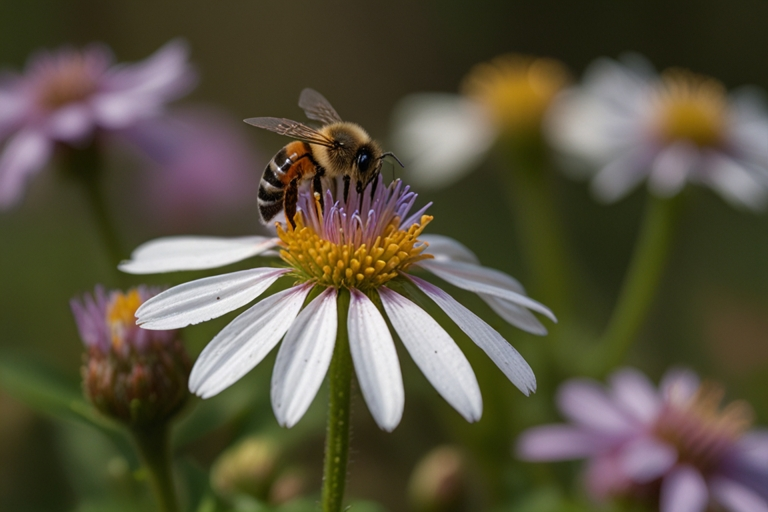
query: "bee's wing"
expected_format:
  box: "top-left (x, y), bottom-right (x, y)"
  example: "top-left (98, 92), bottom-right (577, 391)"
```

top-left (299, 88), bottom-right (343, 124)
top-left (244, 117), bottom-right (336, 147)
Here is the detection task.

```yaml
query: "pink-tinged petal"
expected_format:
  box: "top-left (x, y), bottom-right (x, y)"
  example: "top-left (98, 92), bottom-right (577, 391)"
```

top-left (135, 267), bottom-right (289, 330)
top-left (94, 39), bottom-right (196, 129)
top-left (46, 102), bottom-right (94, 142)
top-left (189, 284), bottom-right (312, 399)
top-left (348, 289), bottom-right (404, 432)
top-left (591, 149), bottom-right (654, 203)
top-left (584, 453), bottom-right (633, 501)
top-left (557, 379), bottom-right (634, 433)
top-left (619, 437), bottom-right (677, 483)
top-left (0, 129), bottom-right (53, 208)
top-left (660, 465), bottom-right (708, 512)
top-left (391, 93), bottom-right (496, 189)
top-left (419, 234), bottom-right (480, 265)
top-left (660, 368), bottom-right (700, 406)
top-left (516, 426), bottom-right (604, 460)
top-left (409, 275), bottom-right (536, 394)
top-left (416, 259), bottom-right (555, 322)
top-left (648, 142), bottom-right (699, 197)
top-left (711, 477), bottom-right (768, 512)
top-left (479, 294), bottom-right (548, 335)
top-left (0, 88), bottom-right (30, 139)
top-left (737, 431), bottom-right (768, 473)
top-left (378, 287), bottom-right (482, 422)
top-left (271, 288), bottom-right (337, 428)
top-left (119, 236), bottom-right (277, 274)
top-left (609, 368), bottom-right (661, 424)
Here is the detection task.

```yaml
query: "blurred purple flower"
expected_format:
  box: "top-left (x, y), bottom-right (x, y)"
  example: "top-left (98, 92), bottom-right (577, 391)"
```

top-left (122, 106), bottom-right (259, 231)
top-left (517, 368), bottom-right (768, 511)
top-left (0, 40), bottom-right (195, 208)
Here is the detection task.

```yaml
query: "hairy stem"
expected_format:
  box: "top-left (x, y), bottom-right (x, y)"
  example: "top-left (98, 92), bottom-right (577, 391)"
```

top-left (131, 425), bottom-right (179, 512)
top-left (321, 288), bottom-right (353, 512)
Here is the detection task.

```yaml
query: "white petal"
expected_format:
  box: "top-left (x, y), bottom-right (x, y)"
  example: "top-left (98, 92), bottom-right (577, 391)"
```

top-left (189, 284), bottom-right (312, 399)
top-left (378, 287), bottom-right (482, 422)
top-left (416, 259), bottom-right (555, 322)
top-left (591, 149), bottom-right (654, 203)
top-left (619, 437), bottom-right (677, 483)
top-left (479, 294), bottom-right (548, 335)
top-left (419, 234), bottom-right (480, 264)
top-left (660, 465), bottom-right (709, 512)
top-left (409, 275), bottom-right (536, 395)
top-left (119, 236), bottom-right (278, 274)
top-left (660, 368), bottom-right (700, 406)
top-left (648, 142), bottom-right (699, 197)
top-left (136, 267), bottom-right (289, 329)
top-left (704, 153), bottom-right (768, 211)
top-left (271, 288), bottom-right (338, 428)
top-left (711, 477), bottom-right (768, 512)
top-left (391, 93), bottom-right (496, 189)
top-left (348, 289), bottom-right (404, 431)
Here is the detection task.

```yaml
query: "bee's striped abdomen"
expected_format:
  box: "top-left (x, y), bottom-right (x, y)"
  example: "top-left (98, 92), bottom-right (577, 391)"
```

top-left (258, 141), bottom-right (315, 224)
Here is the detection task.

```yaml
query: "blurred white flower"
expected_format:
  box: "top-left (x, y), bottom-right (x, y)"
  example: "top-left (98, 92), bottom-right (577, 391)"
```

top-left (546, 56), bottom-right (768, 210)
top-left (391, 55), bottom-right (569, 189)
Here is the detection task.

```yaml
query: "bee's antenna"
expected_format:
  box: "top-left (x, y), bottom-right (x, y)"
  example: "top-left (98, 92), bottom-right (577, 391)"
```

top-left (380, 152), bottom-right (405, 168)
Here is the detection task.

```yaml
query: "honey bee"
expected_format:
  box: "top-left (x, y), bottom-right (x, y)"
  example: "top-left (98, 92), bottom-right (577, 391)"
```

top-left (245, 88), bottom-right (402, 226)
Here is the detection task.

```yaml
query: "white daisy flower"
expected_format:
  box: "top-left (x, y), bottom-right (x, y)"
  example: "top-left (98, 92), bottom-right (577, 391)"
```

top-left (391, 55), bottom-right (569, 189)
top-left (546, 56), bottom-right (768, 210)
top-left (120, 178), bottom-right (555, 432)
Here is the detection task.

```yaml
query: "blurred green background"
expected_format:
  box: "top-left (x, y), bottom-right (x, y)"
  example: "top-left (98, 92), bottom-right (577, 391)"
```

top-left (1, 1), bottom-right (768, 511)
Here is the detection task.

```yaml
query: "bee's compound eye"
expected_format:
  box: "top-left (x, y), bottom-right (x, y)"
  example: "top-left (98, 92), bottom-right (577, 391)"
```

top-left (356, 149), bottom-right (371, 174)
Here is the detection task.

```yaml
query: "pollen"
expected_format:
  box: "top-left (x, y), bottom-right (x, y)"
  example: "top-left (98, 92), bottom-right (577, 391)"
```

top-left (655, 69), bottom-right (727, 148)
top-left (107, 289), bottom-right (143, 351)
top-left (462, 54), bottom-right (569, 135)
top-left (655, 381), bottom-right (753, 472)
top-left (277, 211), bottom-right (434, 291)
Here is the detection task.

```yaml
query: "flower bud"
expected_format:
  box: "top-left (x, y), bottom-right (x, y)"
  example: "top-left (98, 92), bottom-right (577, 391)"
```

top-left (210, 435), bottom-right (281, 502)
top-left (71, 286), bottom-right (191, 428)
top-left (408, 445), bottom-right (468, 512)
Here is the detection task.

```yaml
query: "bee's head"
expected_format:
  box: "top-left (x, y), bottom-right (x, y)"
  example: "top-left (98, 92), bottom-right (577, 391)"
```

top-left (353, 142), bottom-right (382, 189)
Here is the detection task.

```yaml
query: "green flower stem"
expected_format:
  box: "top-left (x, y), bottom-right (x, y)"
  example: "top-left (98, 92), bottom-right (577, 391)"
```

top-left (64, 146), bottom-right (125, 271)
top-left (321, 288), bottom-right (353, 512)
top-left (596, 195), bottom-right (682, 374)
top-left (130, 424), bottom-right (179, 512)
top-left (500, 140), bottom-right (572, 319)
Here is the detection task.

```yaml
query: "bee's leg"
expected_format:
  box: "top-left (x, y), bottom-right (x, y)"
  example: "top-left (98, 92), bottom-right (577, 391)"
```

top-left (343, 175), bottom-right (351, 202)
top-left (369, 177), bottom-right (378, 199)
top-left (355, 180), bottom-right (365, 208)
top-left (313, 169), bottom-right (325, 212)
top-left (284, 177), bottom-right (299, 228)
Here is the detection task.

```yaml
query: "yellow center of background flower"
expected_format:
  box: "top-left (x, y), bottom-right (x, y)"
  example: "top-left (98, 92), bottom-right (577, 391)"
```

top-left (655, 69), bottom-right (727, 147)
top-left (277, 212), bottom-right (434, 291)
top-left (462, 54), bottom-right (569, 135)
top-left (107, 289), bottom-right (142, 350)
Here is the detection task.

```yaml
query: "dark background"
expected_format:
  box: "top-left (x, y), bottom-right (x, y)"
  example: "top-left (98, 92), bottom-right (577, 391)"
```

top-left (2, 2), bottom-right (768, 511)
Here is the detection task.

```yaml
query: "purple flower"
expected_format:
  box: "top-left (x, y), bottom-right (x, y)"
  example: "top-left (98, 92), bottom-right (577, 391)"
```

top-left (71, 286), bottom-right (190, 426)
top-left (0, 40), bottom-right (195, 208)
top-left (517, 368), bottom-right (768, 511)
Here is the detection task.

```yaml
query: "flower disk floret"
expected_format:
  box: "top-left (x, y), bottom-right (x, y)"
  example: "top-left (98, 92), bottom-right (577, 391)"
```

top-left (121, 178), bottom-right (556, 432)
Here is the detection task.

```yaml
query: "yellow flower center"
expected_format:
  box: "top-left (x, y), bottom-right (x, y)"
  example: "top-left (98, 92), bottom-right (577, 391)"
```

top-left (462, 54), bottom-right (569, 135)
top-left (655, 69), bottom-right (728, 147)
top-left (655, 382), bottom-right (752, 472)
top-left (276, 211), bottom-right (434, 291)
top-left (107, 290), bottom-right (142, 351)
top-left (37, 54), bottom-right (99, 110)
